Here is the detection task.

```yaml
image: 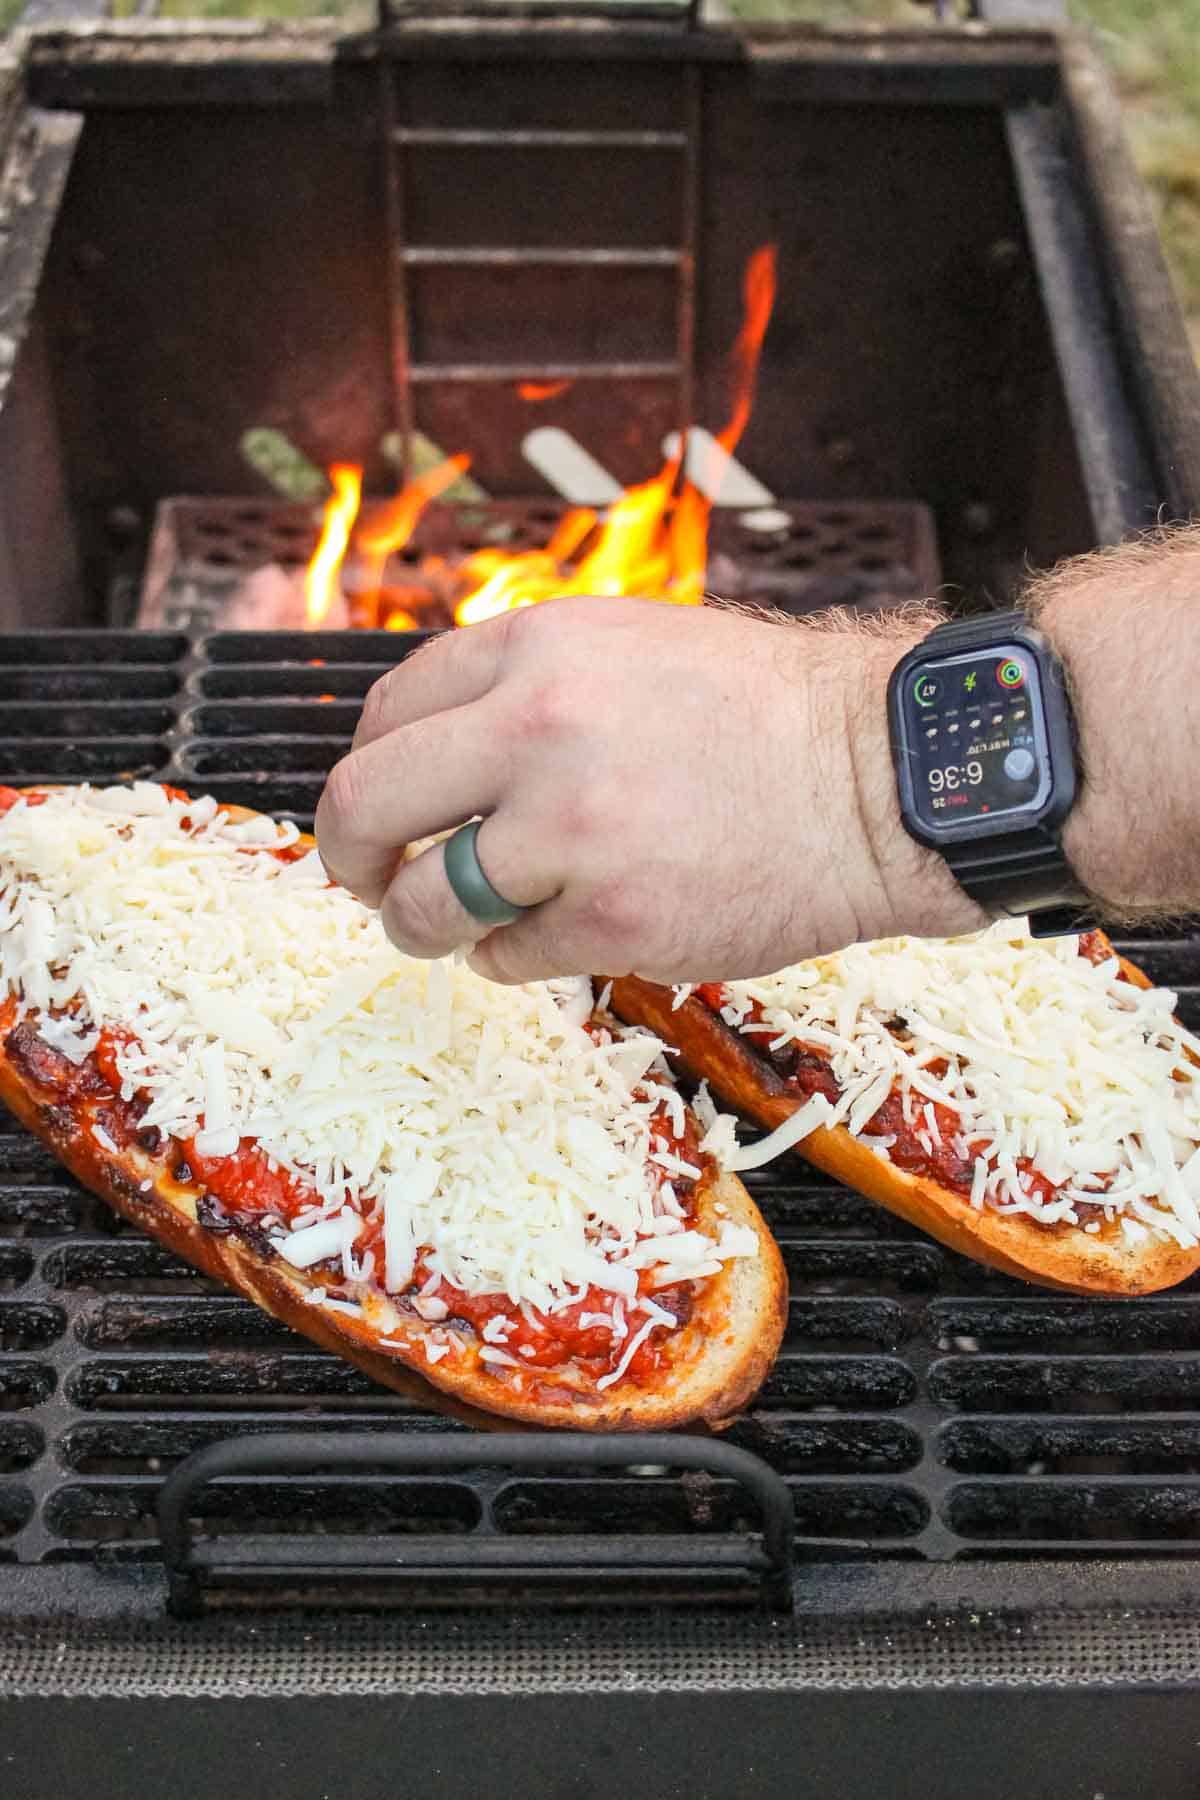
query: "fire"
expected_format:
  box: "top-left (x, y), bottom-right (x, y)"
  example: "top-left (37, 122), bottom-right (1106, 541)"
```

top-left (303, 244), bottom-right (777, 630)
top-left (356, 453), bottom-right (472, 574)
top-left (304, 464), bottom-right (361, 626)
top-left (712, 244), bottom-right (777, 464)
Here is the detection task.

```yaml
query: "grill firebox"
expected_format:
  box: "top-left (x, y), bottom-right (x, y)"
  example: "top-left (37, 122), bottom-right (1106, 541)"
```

top-left (4, 15), bottom-right (1199, 635)
top-left (4, 630), bottom-right (1200, 1629)
top-left (135, 496), bottom-right (942, 632)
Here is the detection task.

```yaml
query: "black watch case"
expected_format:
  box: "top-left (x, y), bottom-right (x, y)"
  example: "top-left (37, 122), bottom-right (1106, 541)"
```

top-left (886, 618), bottom-right (1077, 854)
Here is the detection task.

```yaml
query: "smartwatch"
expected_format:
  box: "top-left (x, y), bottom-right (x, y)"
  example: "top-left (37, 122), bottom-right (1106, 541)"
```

top-left (886, 611), bottom-right (1090, 937)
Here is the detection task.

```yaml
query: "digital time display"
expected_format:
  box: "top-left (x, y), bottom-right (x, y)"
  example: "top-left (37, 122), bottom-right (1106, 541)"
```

top-left (904, 647), bottom-right (1049, 832)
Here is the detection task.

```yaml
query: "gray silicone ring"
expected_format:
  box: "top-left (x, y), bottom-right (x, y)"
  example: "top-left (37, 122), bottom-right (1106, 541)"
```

top-left (442, 820), bottom-right (526, 927)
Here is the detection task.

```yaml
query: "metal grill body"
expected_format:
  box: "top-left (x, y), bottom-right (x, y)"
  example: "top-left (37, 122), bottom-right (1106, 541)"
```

top-left (1, 15), bottom-right (1200, 1738)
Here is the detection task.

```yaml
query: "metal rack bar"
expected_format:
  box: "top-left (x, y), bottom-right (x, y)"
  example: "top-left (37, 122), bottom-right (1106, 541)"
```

top-left (158, 1431), bottom-right (797, 1615)
top-left (407, 361), bottom-right (682, 384)
top-left (399, 247), bottom-right (684, 267)
top-left (392, 128), bottom-right (688, 149)
top-left (376, 39), bottom-right (701, 473)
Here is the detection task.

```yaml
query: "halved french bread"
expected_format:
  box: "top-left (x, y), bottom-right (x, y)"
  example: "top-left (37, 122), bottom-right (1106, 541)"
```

top-left (0, 785), bottom-right (786, 1429)
top-left (610, 932), bottom-right (1200, 1297)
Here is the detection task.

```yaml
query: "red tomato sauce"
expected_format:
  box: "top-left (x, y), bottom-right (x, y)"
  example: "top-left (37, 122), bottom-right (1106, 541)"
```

top-left (391, 1259), bottom-right (692, 1384)
top-left (696, 983), bottom-right (840, 1103)
top-left (184, 1137), bottom-right (316, 1221)
top-left (1, 1014), bottom-right (148, 1151)
top-left (1077, 930), bottom-right (1110, 968)
top-left (0, 777), bottom-right (702, 1383)
top-left (860, 1087), bottom-right (979, 1192)
top-left (694, 951), bottom-right (1108, 1214)
top-left (353, 1101), bottom-right (700, 1382)
top-left (0, 787), bottom-right (47, 814)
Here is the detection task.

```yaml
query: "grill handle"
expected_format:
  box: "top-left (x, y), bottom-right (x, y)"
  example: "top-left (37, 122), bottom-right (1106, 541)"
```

top-left (157, 1430), bottom-right (795, 1616)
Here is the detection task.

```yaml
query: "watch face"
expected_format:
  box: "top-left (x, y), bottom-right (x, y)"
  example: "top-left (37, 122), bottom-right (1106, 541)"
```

top-left (902, 646), bottom-right (1052, 832)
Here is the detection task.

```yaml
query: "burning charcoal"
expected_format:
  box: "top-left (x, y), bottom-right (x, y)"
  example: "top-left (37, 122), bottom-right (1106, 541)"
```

top-left (345, 572), bottom-right (453, 637)
top-left (222, 562), bottom-right (349, 632)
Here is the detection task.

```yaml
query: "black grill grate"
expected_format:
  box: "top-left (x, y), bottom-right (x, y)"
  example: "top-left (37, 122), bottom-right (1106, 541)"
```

top-left (2, 630), bottom-right (1200, 1618)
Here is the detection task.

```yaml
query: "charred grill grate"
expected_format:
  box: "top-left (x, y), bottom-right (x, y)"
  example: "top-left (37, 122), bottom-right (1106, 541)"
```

top-left (136, 496), bottom-right (942, 632)
top-left (2, 630), bottom-right (1200, 1615)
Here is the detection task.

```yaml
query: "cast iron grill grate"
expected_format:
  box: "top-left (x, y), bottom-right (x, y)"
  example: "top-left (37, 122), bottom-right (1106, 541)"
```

top-left (2, 630), bottom-right (1200, 1612)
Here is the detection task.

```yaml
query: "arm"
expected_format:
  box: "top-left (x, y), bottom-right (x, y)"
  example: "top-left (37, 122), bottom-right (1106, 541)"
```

top-left (314, 525), bottom-right (1200, 983)
top-left (1034, 529), bottom-right (1200, 919)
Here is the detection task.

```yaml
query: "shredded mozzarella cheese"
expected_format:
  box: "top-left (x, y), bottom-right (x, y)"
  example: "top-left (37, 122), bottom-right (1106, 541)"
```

top-left (716, 922), bottom-right (1200, 1247)
top-left (0, 785), bottom-right (758, 1316)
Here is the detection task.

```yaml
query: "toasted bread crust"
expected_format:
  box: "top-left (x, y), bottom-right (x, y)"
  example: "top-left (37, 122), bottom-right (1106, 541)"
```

top-left (0, 789), bottom-right (787, 1429)
top-left (610, 941), bottom-right (1200, 1297)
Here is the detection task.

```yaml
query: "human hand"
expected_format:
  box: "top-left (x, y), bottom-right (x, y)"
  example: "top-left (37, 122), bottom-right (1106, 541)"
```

top-left (315, 597), bottom-right (984, 983)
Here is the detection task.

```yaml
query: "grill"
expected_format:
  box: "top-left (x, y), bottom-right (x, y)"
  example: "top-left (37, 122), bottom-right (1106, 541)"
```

top-left (3, 7), bottom-right (1200, 1782)
top-left (4, 630), bottom-right (1200, 1670)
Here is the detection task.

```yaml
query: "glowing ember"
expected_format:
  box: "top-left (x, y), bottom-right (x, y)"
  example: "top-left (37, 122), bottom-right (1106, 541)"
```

top-left (304, 244), bottom-right (777, 630)
top-left (518, 379), bottom-right (573, 403)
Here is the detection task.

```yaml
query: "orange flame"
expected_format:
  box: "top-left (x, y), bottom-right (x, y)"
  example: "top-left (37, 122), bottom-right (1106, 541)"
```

top-left (305, 465), bottom-right (362, 626)
top-left (715, 243), bottom-right (777, 461)
top-left (305, 455), bottom-right (469, 629)
top-left (453, 241), bottom-right (777, 626)
top-left (301, 245), bottom-right (777, 631)
top-left (660, 241), bottom-right (778, 605)
top-left (356, 453), bottom-right (472, 566)
top-left (518, 379), bottom-right (573, 403)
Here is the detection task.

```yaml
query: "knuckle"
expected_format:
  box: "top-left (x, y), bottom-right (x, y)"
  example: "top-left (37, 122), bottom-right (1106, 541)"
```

top-left (482, 602), bottom-right (542, 667)
top-left (512, 674), bottom-right (578, 745)
top-left (500, 596), bottom-right (584, 661)
top-left (381, 872), bottom-right (450, 953)
top-left (355, 669), bottom-right (397, 743)
top-left (496, 602), bottom-right (539, 649)
top-left (319, 753), bottom-right (367, 840)
top-left (558, 782), bottom-right (618, 845)
top-left (468, 931), bottom-right (518, 985)
top-left (579, 875), bottom-right (649, 952)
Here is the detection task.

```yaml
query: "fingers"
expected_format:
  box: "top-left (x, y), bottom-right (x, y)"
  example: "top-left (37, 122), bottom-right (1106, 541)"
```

top-left (351, 612), bottom-right (515, 753)
top-left (316, 699), bottom-right (510, 906)
top-left (379, 816), bottom-right (561, 961)
top-left (465, 902), bottom-right (602, 986)
top-left (465, 876), bottom-right (651, 986)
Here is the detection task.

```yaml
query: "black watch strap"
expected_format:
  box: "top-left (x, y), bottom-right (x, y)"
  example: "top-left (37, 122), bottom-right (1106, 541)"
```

top-left (942, 829), bottom-right (1090, 939)
top-left (920, 612), bottom-right (1091, 939)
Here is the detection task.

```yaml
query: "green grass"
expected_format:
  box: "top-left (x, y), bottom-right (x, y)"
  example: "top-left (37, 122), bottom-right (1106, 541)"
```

top-left (1072, 0), bottom-right (1200, 354)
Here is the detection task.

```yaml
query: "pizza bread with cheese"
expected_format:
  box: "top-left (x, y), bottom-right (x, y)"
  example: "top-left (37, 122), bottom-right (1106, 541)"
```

top-left (0, 783), bottom-right (786, 1431)
top-left (610, 925), bottom-right (1200, 1295)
